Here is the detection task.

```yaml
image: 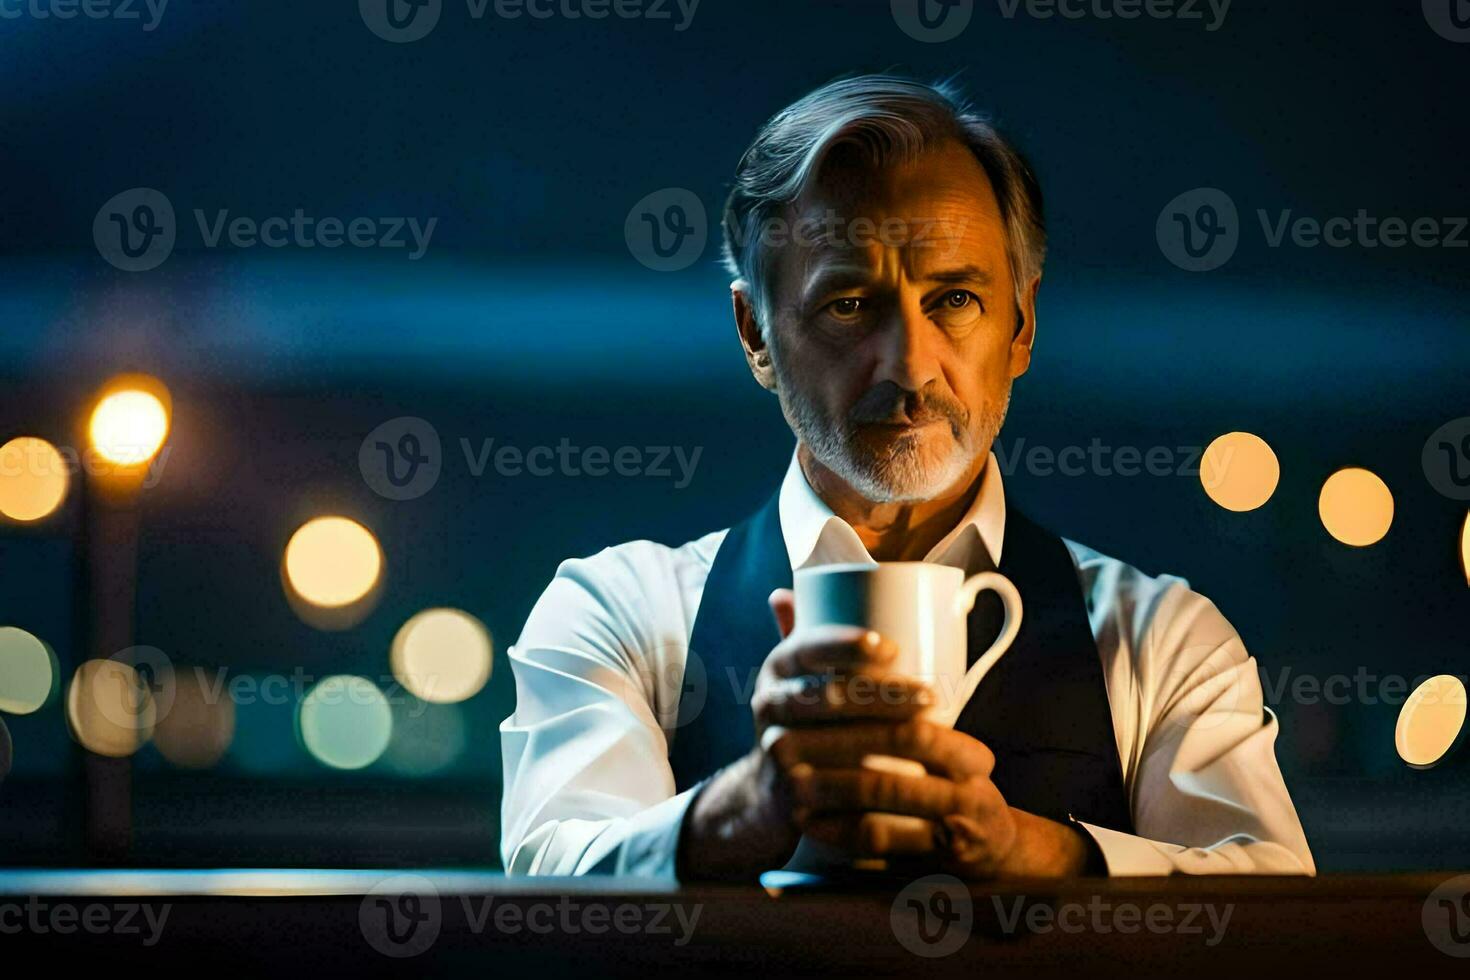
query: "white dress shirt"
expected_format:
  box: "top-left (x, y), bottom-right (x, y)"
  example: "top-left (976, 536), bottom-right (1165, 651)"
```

top-left (499, 451), bottom-right (1316, 878)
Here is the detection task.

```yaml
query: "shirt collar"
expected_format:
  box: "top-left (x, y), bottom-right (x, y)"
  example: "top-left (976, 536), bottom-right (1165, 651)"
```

top-left (776, 449), bottom-right (1007, 572)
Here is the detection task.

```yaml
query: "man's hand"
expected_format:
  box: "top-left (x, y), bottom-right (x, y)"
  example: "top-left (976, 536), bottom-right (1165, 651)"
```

top-left (677, 589), bottom-right (1089, 880)
top-left (677, 588), bottom-right (934, 879)
top-left (773, 720), bottom-right (1091, 878)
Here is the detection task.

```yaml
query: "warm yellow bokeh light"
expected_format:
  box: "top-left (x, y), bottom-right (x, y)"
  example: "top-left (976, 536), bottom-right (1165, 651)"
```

top-left (1318, 467), bottom-right (1394, 546)
top-left (1200, 431), bottom-right (1279, 512)
top-left (89, 389), bottom-right (170, 466)
top-left (0, 437), bottom-right (70, 523)
top-left (66, 659), bottom-right (155, 758)
top-left (1460, 512), bottom-right (1469, 587)
top-left (152, 669), bottom-right (236, 769)
top-left (1396, 675), bottom-right (1467, 768)
top-left (0, 626), bottom-right (55, 715)
top-left (283, 517), bottom-right (383, 608)
top-left (391, 608), bottom-right (493, 704)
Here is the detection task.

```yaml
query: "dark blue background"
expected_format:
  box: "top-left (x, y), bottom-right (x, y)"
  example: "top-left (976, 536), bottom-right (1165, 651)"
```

top-left (0, 0), bottom-right (1467, 870)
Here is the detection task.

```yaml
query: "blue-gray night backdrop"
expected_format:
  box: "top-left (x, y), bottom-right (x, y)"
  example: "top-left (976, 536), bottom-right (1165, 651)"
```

top-left (1, 0), bottom-right (1467, 870)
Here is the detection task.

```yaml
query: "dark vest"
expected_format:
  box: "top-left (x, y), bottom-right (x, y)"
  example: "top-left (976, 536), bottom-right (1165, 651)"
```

top-left (668, 492), bottom-right (1134, 834)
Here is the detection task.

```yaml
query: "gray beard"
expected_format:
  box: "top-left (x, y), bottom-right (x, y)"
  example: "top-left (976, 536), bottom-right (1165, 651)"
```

top-left (779, 375), bottom-right (1010, 505)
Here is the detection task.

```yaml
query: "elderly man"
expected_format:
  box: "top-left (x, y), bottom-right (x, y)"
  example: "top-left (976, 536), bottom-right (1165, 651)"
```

top-left (499, 75), bottom-right (1314, 880)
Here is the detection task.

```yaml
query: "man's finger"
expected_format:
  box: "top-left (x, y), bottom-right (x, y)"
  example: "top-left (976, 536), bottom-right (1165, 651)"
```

top-left (801, 812), bottom-right (938, 856)
top-left (765, 626), bottom-right (898, 678)
top-left (767, 721), bottom-right (995, 780)
top-left (768, 589), bottom-right (795, 639)
top-left (792, 768), bottom-right (1002, 822)
top-left (754, 675), bottom-right (935, 728)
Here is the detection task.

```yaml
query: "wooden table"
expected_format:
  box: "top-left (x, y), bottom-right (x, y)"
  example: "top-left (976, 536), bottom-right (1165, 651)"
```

top-left (0, 869), bottom-right (1465, 974)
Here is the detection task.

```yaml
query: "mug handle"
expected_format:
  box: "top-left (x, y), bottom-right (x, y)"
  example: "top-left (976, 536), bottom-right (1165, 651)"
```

top-left (941, 571), bottom-right (1023, 726)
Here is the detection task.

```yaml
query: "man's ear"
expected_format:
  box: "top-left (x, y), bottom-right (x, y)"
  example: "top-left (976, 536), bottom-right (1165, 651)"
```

top-left (732, 280), bottom-right (778, 391)
top-left (1009, 274), bottom-right (1040, 380)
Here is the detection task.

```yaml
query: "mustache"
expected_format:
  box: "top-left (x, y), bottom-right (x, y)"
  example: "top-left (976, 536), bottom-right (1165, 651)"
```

top-left (847, 382), bottom-right (969, 429)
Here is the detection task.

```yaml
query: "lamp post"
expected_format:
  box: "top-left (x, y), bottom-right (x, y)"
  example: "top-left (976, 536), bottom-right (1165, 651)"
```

top-left (76, 375), bottom-right (171, 864)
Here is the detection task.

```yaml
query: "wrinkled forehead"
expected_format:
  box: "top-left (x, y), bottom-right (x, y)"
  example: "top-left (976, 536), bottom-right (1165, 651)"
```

top-left (771, 138), bottom-right (1013, 287)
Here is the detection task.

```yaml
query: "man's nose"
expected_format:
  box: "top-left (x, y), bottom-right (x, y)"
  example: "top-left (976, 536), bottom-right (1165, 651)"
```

top-left (870, 299), bottom-right (942, 393)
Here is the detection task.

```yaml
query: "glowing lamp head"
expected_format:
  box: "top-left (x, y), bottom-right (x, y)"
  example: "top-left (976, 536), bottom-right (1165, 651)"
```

top-left (89, 388), bottom-right (170, 466)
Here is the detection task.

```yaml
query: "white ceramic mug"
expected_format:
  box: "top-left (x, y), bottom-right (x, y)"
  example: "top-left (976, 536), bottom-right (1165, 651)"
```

top-left (792, 561), bottom-right (1023, 729)
top-left (781, 562), bottom-right (1023, 870)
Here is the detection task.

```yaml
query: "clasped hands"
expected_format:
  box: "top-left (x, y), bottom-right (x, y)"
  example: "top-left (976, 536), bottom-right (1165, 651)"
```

top-left (678, 588), bottom-right (1089, 880)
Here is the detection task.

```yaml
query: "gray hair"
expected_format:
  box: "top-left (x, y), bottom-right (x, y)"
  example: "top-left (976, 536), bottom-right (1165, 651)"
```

top-left (721, 74), bottom-right (1046, 333)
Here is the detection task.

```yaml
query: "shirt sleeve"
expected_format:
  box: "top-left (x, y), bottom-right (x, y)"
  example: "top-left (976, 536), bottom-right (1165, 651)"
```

top-left (498, 541), bottom-right (705, 879)
top-left (1081, 578), bottom-right (1316, 876)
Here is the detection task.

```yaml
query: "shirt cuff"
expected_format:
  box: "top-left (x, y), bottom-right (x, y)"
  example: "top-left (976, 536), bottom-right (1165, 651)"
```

top-left (1068, 816), bottom-right (1110, 875)
top-left (1074, 820), bottom-right (1179, 877)
top-left (597, 787), bottom-right (700, 879)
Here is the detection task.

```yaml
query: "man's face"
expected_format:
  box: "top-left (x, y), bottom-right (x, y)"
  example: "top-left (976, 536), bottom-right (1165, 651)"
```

top-left (751, 138), bottom-right (1035, 504)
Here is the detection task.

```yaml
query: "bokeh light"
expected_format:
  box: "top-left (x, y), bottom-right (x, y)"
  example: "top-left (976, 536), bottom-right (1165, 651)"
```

top-left (391, 608), bottom-right (493, 704)
top-left (1318, 467), bottom-right (1394, 546)
top-left (0, 626), bottom-right (57, 715)
top-left (283, 517), bottom-right (383, 608)
top-left (152, 668), bottom-right (236, 769)
top-left (1200, 432), bottom-right (1279, 512)
top-left (88, 387), bottom-right (170, 466)
top-left (0, 437), bottom-right (70, 523)
top-left (1396, 675), bottom-right (1467, 769)
top-left (66, 659), bottom-right (156, 757)
top-left (298, 674), bottom-right (392, 770)
top-left (1460, 512), bottom-right (1469, 587)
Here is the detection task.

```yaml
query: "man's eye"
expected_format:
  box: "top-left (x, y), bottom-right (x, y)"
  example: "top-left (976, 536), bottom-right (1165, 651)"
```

top-left (827, 297), bottom-right (865, 318)
top-left (941, 290), bottom-right (977, 310)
